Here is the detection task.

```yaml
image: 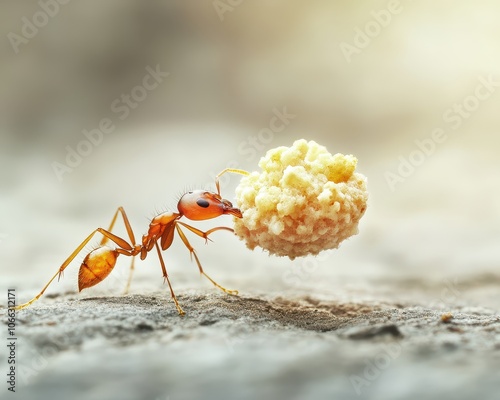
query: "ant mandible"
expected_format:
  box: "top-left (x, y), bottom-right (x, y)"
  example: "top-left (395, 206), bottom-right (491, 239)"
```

top-left (14, 168), bottom-right (249, 315)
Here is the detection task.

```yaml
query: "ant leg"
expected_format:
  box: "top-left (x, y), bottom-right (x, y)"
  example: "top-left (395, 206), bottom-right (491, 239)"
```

top-left (99, 207), bottom-right (136, 246)
top-left (177, 221), bottom-right (234, 243)
top-left (154, 242), bottom-right (184, 316)
top-left (14, 228), bottom-right (133, 310)
top-left (215, 168), bottom-right (249, 196)
top-left (122, 255), bottom-right (136, 295)
top-left (174, 223), bottom-right (238, 296)
top-left (99, 207), bottom-right (137, 294)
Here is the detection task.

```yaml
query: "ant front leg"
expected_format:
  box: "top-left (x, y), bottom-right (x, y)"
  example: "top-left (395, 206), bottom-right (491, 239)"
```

top-left (174, 222), bottom-right (238, 296)
top-left (177, 221), bottom-right (234, 244)
top-left (215, 168), bottom-right (249, 196)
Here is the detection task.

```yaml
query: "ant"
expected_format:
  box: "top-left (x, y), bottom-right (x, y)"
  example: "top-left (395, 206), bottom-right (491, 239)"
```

top-left (14, 168), bottom-right (249, 315)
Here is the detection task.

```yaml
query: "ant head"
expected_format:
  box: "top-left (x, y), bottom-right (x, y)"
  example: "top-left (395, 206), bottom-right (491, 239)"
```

top-left (177, 190), bottom-right (242, 220)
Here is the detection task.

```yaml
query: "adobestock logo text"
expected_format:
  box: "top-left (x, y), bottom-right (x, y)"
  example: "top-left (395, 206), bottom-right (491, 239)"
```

top-left (8, 0), bottom-right (72, 54)
top-left (51, 65), bottom-right (169, 182)
top-left (340, 0), bottom-right (410, 63)
top-left (384, 74), bottom-right (499, 192)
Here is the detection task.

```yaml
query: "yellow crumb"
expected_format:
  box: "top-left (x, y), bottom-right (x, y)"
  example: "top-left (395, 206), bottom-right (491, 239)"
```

top-left (441, 312), bottom-right (454, 323)
top-left (234, 139), bottom-right (368, 259)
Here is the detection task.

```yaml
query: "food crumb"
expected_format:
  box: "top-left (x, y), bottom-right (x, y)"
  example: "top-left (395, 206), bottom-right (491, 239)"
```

top-left (234, 139), bottom-right (368, 259)
top-left (441, 312), bottom-right (454, 323)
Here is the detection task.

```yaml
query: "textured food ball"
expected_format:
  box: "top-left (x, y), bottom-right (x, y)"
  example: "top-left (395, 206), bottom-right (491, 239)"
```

top-left (234, 139), bottom-right (368, 259)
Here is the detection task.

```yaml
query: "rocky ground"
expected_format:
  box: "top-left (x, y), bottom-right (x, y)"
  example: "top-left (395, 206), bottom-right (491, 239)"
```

top-left (2, 285), bottom-right (499, 400)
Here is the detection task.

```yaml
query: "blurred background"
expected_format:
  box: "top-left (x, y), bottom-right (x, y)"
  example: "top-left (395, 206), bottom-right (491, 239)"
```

top-left (1, 0), bottom-right (499, 307)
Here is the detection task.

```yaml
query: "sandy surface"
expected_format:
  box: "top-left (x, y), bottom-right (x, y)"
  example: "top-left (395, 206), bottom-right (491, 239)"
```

top-left (2, 286), bottom-right (499, 400)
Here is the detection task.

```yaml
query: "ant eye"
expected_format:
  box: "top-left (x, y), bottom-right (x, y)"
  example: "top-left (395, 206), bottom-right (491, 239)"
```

top-left (196, 199), bottom-right (210, 208)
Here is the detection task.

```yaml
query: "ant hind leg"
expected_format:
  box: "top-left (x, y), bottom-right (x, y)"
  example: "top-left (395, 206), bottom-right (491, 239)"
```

top-left (14, 207), bottom-right (138, 311)
top-left (100, 207), bottom-right (137, 294)
top-left (14, 227), bottom-right (131, 310)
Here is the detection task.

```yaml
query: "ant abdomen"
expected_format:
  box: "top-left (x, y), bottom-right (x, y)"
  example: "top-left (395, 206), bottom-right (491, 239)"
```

top-left (78, 246), bottom-right (119, 291)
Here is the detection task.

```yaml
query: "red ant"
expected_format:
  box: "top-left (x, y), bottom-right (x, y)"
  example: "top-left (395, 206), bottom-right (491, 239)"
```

top-left (14, 168), bottom-right (249, 315)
